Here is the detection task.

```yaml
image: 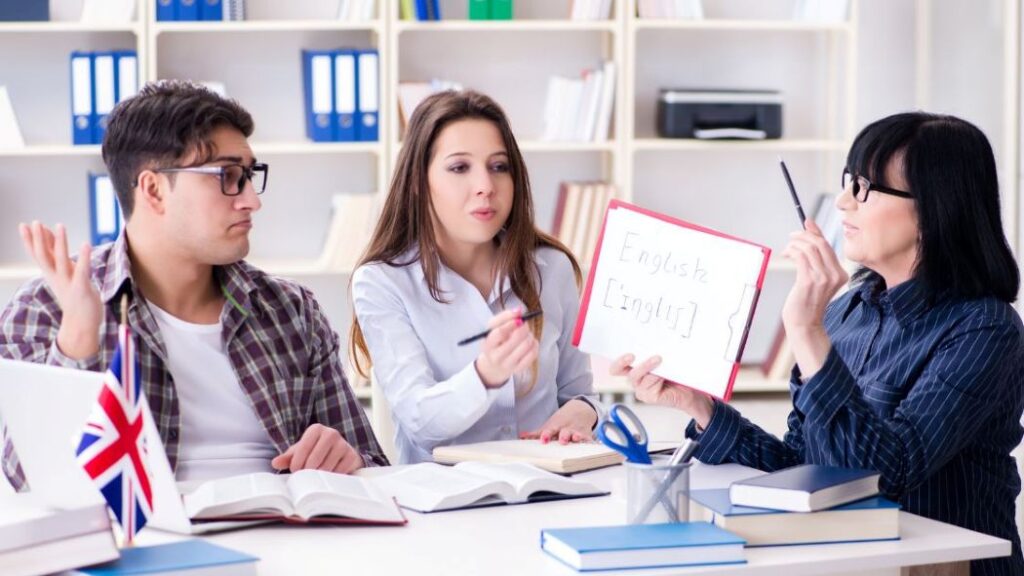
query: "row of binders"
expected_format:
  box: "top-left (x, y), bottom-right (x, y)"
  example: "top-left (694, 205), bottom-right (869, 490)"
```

top-left (552, 181), bottom-right (617, 266)
top-left (302, 49), bottom-right (380, 143)
top-left (156, 0), bottom-right (245, 21)
top-left (541, 61), bottom-right (616, 143)
top-left (70, 51), bottom-right (139, 146)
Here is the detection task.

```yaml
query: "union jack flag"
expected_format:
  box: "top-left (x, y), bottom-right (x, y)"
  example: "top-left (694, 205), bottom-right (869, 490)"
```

top-left (75, 323), bottom-right (154, 544)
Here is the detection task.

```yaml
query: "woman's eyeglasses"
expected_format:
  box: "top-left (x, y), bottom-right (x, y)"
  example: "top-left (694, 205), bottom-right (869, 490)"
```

top-left (842, 168), bottom-right (912, 202)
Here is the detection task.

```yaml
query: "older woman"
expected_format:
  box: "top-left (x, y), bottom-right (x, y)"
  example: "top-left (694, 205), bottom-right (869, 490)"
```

top-left (614, 112), bottom-right (1023, 575)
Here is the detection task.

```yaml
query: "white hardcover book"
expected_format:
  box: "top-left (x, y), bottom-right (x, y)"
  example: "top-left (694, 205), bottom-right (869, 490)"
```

top-left (336, 0), bottom-right (352, 20)
top-left (559, 77), bottom-right (584, 141)
top-left (577, 67), bottom-right (603, 142)
top-left (593, 60), bottom-right (616, 142)
top-left (0, 86), bottom-right (25, 148)
top-left (540, 76), bottom-right (564, 142)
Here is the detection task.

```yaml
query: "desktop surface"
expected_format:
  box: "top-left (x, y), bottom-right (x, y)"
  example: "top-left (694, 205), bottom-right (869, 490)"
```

top-left (135, 462), bottom-right (1009, 575)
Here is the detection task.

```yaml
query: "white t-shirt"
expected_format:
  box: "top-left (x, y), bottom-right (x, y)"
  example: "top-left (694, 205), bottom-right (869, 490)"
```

top-left (149, 304), bottom-right (277, 482)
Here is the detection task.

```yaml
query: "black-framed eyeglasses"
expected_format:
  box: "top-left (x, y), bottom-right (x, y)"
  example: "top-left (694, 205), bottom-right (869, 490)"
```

top-left (842, 168), bottom-right (912, 203)
top-left (156, 162), bottom-right (269, 196)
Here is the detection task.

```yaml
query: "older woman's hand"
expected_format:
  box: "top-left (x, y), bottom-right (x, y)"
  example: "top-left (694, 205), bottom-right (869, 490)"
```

top-left (609, 354), bottom-right (715, 429)
top-left (781, 219), bottom-right (846, 378)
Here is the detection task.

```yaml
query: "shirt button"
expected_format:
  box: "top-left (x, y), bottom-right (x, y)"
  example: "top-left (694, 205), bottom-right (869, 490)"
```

top-left (501, 426), bottom-right (513, 435)
top-left (169, 430), bottom-right (178, 440)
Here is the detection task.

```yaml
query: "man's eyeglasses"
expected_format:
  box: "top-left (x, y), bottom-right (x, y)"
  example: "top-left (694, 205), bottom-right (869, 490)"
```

top-left (842, 168), bottom-right (912, 203)
top-left (156, 162), bottom-right (269, 196)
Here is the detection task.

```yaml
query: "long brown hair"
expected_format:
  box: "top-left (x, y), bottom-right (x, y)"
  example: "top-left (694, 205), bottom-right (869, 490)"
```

top-left (349, 90), bottom-right (582, 393)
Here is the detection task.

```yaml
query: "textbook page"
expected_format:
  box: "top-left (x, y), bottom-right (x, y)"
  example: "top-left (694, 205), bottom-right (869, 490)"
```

top-left (574, 201), bottom-right (769, 400)
top-left (453, 461), bottom-right (602, 502)
top-left (371, 463), bottom-right (516, 512)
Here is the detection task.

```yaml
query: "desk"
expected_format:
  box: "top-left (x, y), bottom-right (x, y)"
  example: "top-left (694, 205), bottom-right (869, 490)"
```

top-left (142, 462), bottom-right (1010, 575)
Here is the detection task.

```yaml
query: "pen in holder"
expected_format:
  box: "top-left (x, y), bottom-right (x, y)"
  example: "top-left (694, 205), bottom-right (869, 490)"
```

top-left (627, 438), bottom-right (700, 524)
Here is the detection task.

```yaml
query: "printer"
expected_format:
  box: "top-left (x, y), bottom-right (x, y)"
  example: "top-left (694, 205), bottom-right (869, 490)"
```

top-left (656, 89), bottom-right (783, 139)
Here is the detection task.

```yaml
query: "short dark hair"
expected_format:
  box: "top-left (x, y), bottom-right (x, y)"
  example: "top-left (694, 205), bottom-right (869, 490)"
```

top-left (847, 112), bottom-right (1019, 303)
top-left (101, 80), bottom-right (254, 218)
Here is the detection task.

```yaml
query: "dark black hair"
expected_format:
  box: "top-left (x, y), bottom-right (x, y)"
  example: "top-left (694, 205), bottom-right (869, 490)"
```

top-left (101, 79), bottom-right (254, 219)
top-left (847, 112), bottom-right (1019, 303)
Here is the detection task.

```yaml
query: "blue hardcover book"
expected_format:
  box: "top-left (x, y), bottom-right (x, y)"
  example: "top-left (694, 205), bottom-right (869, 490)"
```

top-left (693, 488), bottom-right (900, 547)
top-left (355, 49), bottom-right (379, 142)
top-left (200, 0), bottom-right (223, 20)
top-left (69, 51), bottom-right (95, 145)
top-left (428, 0), bottom-right (440, 19)
top-left (301, 49), bottom-right (337, 142)
top-left (333, 49), bottom-right (359, 142)
top-left (74, 540), bottom-right (258, 575)
top-left (540, 522), bottom-right (745, 572)
top-left (729, 464), bottom-right (880, 512)
top-left (155, 0), bottom-right (176, 21)
top-left (177, 0), bottom-right (200, 21)
top-left (88, 173), bottom-right (122, 246)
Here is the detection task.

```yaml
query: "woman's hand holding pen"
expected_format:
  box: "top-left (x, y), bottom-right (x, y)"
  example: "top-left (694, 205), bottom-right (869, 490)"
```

top-left (610, 354), bottom-right (715, 430)
top-left (521, 399), bottom-right (597, 444)
top-left (781, 218), bottom-right (847, 379)
top-left (474, 307), bottom-right (539, 388)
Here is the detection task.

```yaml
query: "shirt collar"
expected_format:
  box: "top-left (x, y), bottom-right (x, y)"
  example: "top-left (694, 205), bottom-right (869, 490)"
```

top-left (845, 275), bottom-right (931, 326)
top-left (408, 239), bottom-right (548, 304)
top-left (98, 231), bottom-right (259, 317)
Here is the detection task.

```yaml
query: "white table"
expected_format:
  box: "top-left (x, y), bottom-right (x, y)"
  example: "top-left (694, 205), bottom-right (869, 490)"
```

top-left (141, 462), bottom-right (1010, 575)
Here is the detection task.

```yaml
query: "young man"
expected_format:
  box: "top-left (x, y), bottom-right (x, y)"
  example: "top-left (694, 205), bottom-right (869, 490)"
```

top-left (1, 80), bottom-right (387, 488)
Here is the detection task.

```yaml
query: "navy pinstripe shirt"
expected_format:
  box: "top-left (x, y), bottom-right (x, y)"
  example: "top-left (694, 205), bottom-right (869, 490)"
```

top-left (688, 278), bottom-right (1024, 575)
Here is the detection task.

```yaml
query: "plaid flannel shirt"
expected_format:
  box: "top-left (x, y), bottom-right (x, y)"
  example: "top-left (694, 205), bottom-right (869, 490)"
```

top-left (1, 233), bottom-right (387, 489)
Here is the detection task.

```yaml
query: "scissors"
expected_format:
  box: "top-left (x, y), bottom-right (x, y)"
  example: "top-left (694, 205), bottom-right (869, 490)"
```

top-left (597, 404), bottom-right (652, 464)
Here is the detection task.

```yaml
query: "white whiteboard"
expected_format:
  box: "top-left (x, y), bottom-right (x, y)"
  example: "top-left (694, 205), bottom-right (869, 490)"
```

top-left (573, 201), bottom-right (770, 400)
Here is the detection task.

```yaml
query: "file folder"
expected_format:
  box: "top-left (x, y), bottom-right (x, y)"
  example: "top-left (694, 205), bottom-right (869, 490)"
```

top-left (200, 0), bottom-right (222, 20)
top-left (70, 52), bottom-right (94, 146)
top-left (491, 0), bottom-right (512, 20)
top-left (177, 0), bottom-right (199, 21)
top-left (302, 50), bottom-right (336, 142)
top-left (334, 50), bottom-right (358, 142)
top-left (468, 0), bottom-right (489, 20)
top-left (155, 0), bottom-right (176, 21)
top-left (92, 52), bottom-right (116, 145)
top-left (115, 51), bottom-right (139, 103)
top-left (356, 50), bottom-right (379, 142)
top-left (88, 173), bottom-right (122, 246)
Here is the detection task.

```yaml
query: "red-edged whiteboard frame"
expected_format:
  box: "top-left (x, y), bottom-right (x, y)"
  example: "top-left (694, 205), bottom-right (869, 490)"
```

top-left (571, 199), bottom-right (772, 401)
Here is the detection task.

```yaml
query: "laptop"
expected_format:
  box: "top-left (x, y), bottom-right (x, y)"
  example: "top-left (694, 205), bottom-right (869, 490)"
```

top-left (0, 358), bottom-right (257, 534)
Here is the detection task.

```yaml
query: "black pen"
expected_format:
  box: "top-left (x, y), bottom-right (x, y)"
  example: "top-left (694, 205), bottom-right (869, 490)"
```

top-left (778, 157), bottom-right (807, 228)
top-left (456, 310), bottom-right (542, 346)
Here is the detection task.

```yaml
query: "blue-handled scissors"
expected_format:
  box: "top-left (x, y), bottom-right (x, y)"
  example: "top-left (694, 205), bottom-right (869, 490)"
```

top-left (597, 404), bottom-right (651, 464)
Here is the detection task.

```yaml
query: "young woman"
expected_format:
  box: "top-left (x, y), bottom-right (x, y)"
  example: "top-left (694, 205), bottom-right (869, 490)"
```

top-left (350, 90), bottom-right (601, 464)
top-left (614, 112), bottom-right (1024, 575)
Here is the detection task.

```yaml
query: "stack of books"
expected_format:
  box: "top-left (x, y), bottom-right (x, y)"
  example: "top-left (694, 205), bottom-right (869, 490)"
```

top-left (551, 181), bottom-right (616, 265)
top-left (692, 464), bottom-right (900, 547)
top-left (0, 494), bottom-right (118, 576)
top-left (336, 0), bottom-right (377, 21)
top-left (540, 61), bottom-right (616, 143)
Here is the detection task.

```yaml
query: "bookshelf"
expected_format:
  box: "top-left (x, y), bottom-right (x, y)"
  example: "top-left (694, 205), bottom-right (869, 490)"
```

top-left (0, 0), bottom-right (1018, 401)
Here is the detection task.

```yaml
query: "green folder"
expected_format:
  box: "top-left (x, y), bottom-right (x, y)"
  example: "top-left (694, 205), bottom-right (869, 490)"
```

top-left (491, 0), bottom-right (512, 20)
top-left (469, 0), bottom-right (490, 20)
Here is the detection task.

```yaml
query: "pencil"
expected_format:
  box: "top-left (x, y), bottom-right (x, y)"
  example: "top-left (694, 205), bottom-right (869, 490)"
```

top-left (778, 157), bottom-right (807, 228)
top-left (457, 310), bottom-right (543, 346)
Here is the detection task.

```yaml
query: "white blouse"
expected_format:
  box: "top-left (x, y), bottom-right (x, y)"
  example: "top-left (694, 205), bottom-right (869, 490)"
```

top-left (352, 246), bottom-right (600, 464)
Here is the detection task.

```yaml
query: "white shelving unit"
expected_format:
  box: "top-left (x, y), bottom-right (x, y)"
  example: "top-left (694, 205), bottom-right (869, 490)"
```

top-left (4, 0), bottom-right (1019, 400)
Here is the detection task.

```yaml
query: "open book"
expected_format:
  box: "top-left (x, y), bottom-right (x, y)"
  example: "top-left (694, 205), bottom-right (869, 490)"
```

top-left (182, 470), bottom-right (406, 525)
top-left (368, 462), bottom-right (606, 513)
top-left (433, 439), bottom-right (678, 474)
